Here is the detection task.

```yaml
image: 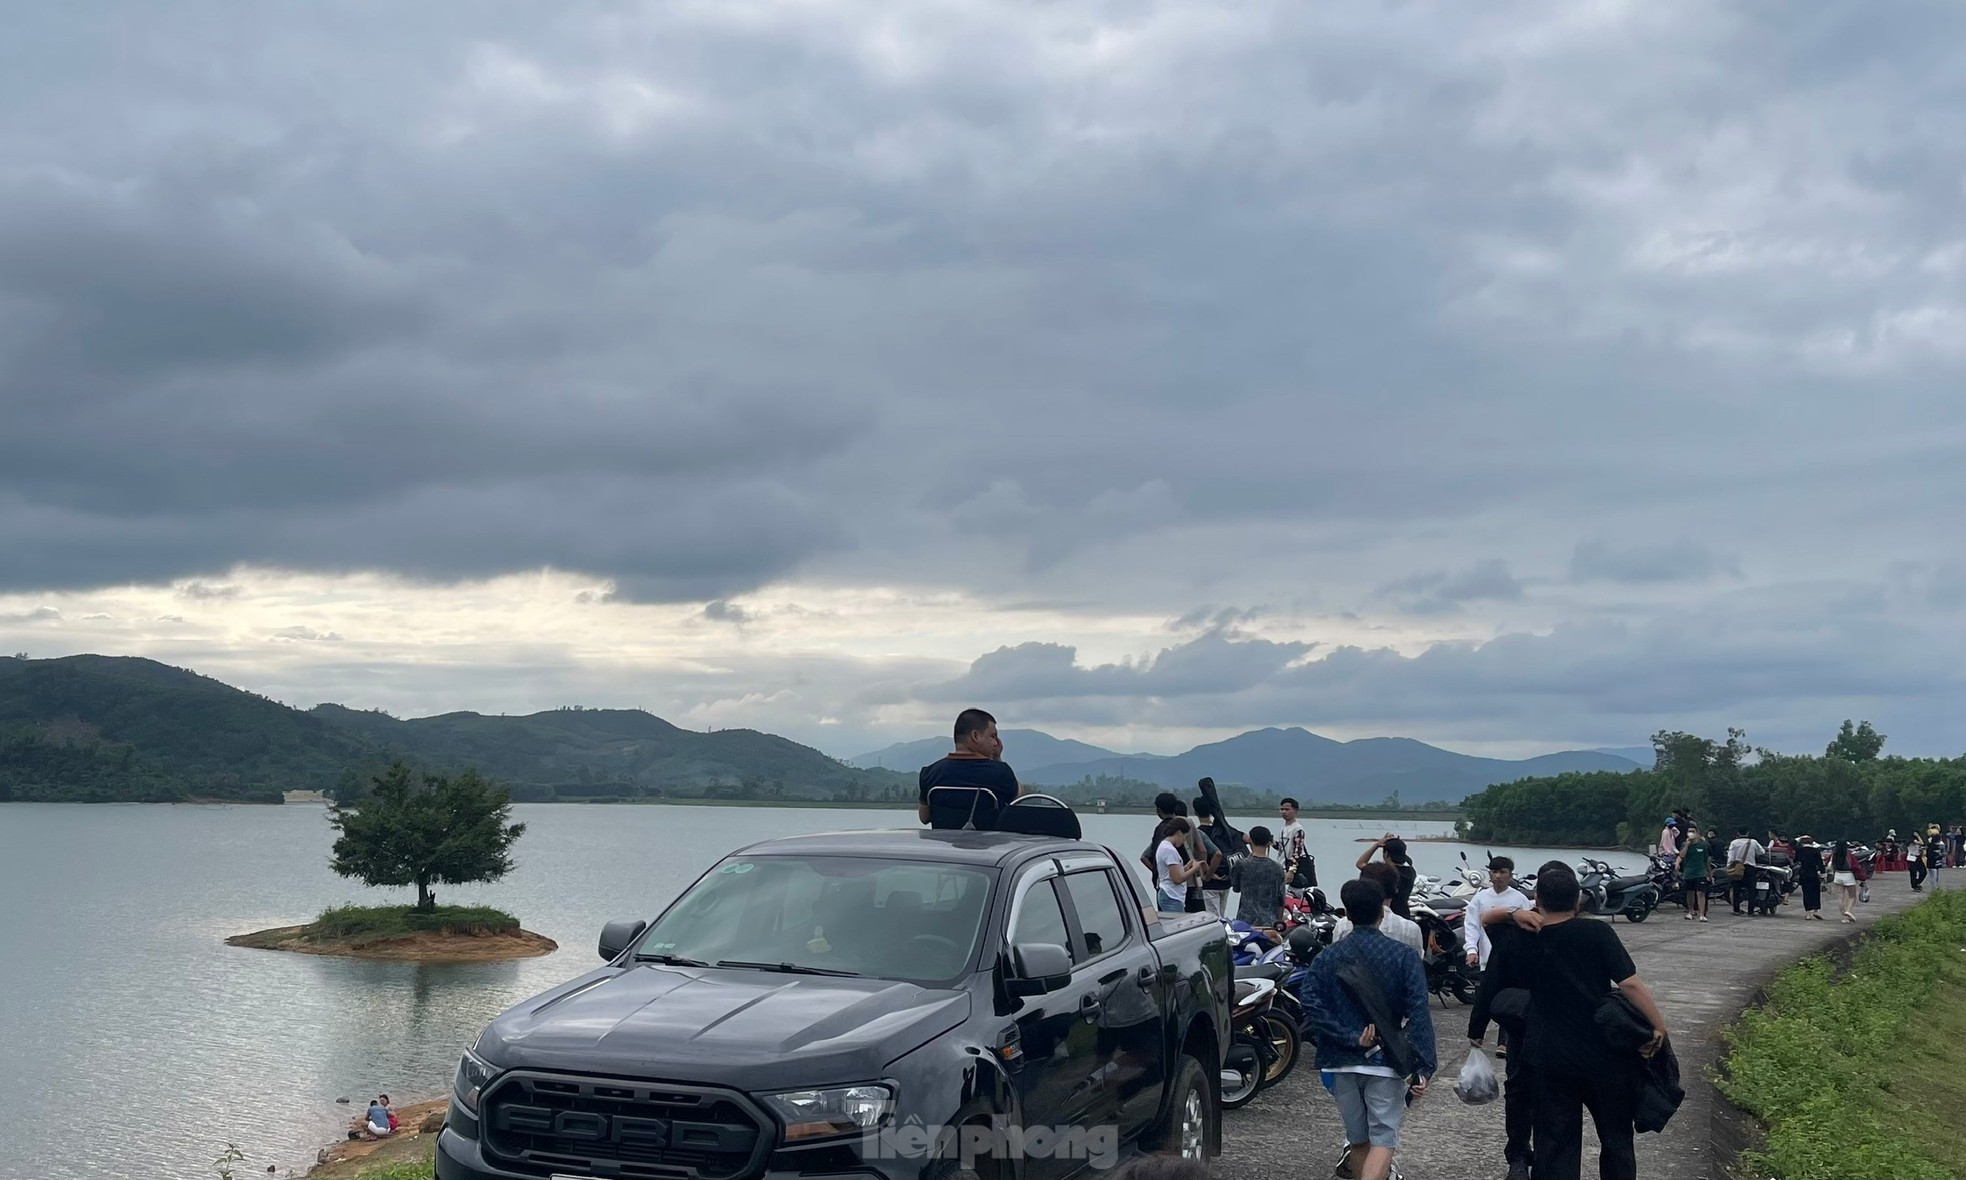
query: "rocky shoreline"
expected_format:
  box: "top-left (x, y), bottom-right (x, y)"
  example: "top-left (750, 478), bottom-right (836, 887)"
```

top-left (306, 1097), bottom-right (447, 1178)
top-left (226, 924), bottom-right (557, 962)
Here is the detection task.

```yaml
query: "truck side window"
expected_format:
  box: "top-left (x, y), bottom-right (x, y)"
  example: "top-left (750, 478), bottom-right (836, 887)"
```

top-left (1061, 871), bottom-right (1128, 960)
top-left (1008, 880), bottom-right (1074, 964)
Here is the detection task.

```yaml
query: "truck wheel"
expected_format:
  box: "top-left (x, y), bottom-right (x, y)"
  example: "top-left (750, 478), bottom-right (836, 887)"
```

top-left (1140, 1052), bottom-right (1216, 1159)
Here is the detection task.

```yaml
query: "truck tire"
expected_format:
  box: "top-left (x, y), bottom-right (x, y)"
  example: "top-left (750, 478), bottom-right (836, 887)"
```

top-left (1140, 1052), bottom-right (1216, 1159)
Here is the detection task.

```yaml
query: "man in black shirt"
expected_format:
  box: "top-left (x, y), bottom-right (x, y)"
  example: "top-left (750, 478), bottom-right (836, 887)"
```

top-left (916, 708), bottom-right (1022, 823)
top-left (1519, 867), bottom-right (1669, 1180)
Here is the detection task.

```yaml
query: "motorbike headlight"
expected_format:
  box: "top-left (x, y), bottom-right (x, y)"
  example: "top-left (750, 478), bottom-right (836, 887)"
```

top-left (453, 1048), bottom-right (497, 1112)
top-left (761, 1084), bottom-right (895, 1142)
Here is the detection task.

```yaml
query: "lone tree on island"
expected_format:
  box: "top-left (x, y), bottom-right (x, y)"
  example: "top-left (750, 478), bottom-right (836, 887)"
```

top-left (328, 762), bottom-right (526, 911)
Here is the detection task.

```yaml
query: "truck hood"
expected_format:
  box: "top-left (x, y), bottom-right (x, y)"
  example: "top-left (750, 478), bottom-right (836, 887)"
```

top-left (480, 964), bottom-right (971, 1091)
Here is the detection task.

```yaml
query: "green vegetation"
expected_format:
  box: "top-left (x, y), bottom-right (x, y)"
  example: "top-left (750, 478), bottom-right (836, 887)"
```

top-left (356, 1162), bottom-right (434, 1180)
top-left (1720, 891), bottom-right (1966, 1179)
top-left (1461, 722), bottom-right (1966, 847)
top-left (330, 763), bottom-right (526, 910)
top-left (0, 654), bottom-right (909, 803)
top-left (311, 903), bottom-right (520, 941)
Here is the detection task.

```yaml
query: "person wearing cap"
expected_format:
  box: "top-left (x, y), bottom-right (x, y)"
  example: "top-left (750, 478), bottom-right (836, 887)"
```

top-left (1657, 817), bottom-right (1678, 858)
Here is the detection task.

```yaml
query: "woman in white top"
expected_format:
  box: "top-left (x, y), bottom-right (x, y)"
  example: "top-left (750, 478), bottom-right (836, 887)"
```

top-left (1153, 818), bottom-right (1208, 914)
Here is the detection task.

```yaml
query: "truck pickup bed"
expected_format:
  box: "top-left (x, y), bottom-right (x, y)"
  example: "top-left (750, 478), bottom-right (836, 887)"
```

top-left (437, 826), bottom-right (1230, 1180)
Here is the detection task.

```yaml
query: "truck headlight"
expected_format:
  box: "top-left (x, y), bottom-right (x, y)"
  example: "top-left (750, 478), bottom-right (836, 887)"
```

top-left (762, 1084), bottom-right (894, 1142)
top-left (453, 1048), bottom-right (497, 1112)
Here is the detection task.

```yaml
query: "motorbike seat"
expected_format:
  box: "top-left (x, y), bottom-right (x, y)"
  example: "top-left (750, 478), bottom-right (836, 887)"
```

top-left (1609, 874), bottom-right (1652, 891)
top-left (1235, 963), bottom-right (1288, 983)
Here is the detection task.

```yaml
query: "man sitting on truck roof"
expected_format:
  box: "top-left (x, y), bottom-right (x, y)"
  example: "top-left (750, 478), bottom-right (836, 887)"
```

top-left (918, 707), bottom-right (1024, 824)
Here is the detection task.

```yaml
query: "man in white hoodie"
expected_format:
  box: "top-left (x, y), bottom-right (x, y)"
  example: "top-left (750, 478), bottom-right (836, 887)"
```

top-left (1463, 856), bottom-right (1533, 971)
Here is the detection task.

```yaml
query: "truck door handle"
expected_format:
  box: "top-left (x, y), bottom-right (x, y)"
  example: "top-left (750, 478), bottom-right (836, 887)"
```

top-left (1137, 965), bottom-right (1157, 984)
top-left (1079, 994), bottom-right (1102, 1020)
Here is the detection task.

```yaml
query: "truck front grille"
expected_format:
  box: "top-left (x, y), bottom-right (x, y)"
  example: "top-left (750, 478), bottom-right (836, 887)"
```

top-left (480, 1072), bottom-right (772, 1180)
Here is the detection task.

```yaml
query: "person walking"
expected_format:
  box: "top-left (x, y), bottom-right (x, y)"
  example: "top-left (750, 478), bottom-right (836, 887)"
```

top-left (1676, 833), bottom-right (1712, 922)
top-left (1333, 863), bottom-right (1427, 956)
top-left (1907, 832), bottom-right (1928, 892)
top-left (1469, 915), bottom-right (1536, 1180)
top-left (1355, 835), bottom-right (1418, 919)
top-left (1230, 826), bottom-right (1288, 930)
top-left (1520, 868), bottom-right (1669, 1180)
top-left (1726, 828), bottom-right (1766, 915)
top-left (1926, 826), bottom-right (1946, 891)
top-left (1150, 818), bottom-right (1209, 914)
top-left (1463, 856), bottom-right (1532, 971)
top-left (1273, 797), bottom-right (1315, 891)
top-left (1192, 794), bottom-right (1242, 918)
top-left (1793, 836), bottom-right (1825, 920)
top-left (1831, 841), bottom-right (1860, 921)
top-left (1301, 878), bottom-right (1436, 1180)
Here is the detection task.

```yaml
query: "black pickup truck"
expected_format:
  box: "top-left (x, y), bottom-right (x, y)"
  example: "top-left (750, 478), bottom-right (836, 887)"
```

top-left (436, 826), bottom-right (1230, 1180)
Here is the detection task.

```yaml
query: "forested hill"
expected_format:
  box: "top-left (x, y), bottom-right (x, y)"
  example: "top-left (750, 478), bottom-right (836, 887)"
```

top-left (0, 655), bottom-right (906, 804)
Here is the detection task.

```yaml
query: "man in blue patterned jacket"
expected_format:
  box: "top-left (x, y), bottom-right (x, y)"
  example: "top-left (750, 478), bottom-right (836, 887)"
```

top-left (1301, 878), bottom-right (1435, 1180)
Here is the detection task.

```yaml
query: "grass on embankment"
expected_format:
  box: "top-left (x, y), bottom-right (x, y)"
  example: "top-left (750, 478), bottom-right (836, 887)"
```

top-left (1721, 889), bottom-right (1966, 1179)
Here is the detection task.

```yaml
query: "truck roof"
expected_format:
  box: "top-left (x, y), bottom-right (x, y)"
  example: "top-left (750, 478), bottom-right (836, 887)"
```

top-left (733, 826), bottom-right (1105, 868)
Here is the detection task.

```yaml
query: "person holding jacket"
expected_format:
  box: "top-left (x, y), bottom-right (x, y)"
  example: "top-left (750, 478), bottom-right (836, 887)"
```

top-left (1301, 878), bottom-right (1435, 1180)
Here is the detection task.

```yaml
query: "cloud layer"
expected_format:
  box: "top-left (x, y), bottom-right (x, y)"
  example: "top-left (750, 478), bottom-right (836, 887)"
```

top-left (2, 1), bottom-right (1963, 757)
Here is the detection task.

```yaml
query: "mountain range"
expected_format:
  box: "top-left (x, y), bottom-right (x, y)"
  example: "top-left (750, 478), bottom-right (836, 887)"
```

top-left (0, 655), bottom-right (903, 803)
top-left (853, 728), bottom-right (1646, 804)
top-left (1, 653), bottom-right (1644, 806)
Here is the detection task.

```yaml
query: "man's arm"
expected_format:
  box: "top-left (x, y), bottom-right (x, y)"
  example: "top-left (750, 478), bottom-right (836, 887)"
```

top-left (1355, 835), bottom-right (1386, 872)
top-left (917, 802), bottom-right (932, 824)
top-left (1462, 894), bottom-right (1484, 964)
top-left (1402, 948), bottom-right (1437, 1077)
top-left (1618, 974), bottom-right (1669, 1056)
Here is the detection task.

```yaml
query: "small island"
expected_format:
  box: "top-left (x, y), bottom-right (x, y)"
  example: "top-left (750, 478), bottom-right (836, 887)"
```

top-left (229, 904), bottom-right (556, 963)
top-left (232, 761), bottom-right (553, 963)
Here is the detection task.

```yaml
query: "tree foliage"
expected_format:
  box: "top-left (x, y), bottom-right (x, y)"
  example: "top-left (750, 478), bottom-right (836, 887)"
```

top-left (328, 762), bottom-right (526, 910)
top-left (1462, 722), bottom-right (1962, 848)
top-left (1827, 719), bottom-right (1887, 762)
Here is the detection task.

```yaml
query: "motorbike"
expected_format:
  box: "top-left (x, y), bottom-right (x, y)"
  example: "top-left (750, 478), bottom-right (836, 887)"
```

top-left (1409, 899), bottom-right (1480, 1005)
top-left (1576, 857), bottom-right (1661, 922)
top-left (1220, 974), bottom-right (1300, 1109)
top-left (1744, 857), bottom-right (1795, 915)
top-left (1647, 852), bottom-right (1730, 910)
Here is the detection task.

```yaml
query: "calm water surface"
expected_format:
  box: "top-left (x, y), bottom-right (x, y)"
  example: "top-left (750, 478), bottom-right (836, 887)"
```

top-left (0, 803), bottom-right (1615, 1180)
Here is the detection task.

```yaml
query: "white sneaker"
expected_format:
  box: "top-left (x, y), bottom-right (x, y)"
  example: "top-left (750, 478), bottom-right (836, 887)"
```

top-left (1699, 915), bottom-right (1708, 922)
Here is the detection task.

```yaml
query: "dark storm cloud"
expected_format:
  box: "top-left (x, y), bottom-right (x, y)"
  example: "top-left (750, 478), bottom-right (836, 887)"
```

top-left (2, 1), bottom-right (1964, 753)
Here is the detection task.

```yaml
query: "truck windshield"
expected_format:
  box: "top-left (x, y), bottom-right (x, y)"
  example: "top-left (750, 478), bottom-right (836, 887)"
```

top-left (633, 856), bottom-right (994, 984)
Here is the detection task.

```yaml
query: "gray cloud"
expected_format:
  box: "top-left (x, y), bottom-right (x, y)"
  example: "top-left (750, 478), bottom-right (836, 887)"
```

top-left (272, 626), bottom-right (343, 643)
top-left (1379, 560), bottom-right (1525, 615)
top-left (2, 2), bottom-right (1964, 754)
top-left (1570, 540), bottom-right (1738, 585)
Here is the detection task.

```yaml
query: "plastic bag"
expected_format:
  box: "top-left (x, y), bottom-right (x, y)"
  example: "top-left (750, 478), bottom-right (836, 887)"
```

top-left (1455, 1047), bottom-right (1500, 1105)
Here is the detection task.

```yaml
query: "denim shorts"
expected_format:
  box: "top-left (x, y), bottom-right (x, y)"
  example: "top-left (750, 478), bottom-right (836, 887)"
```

top-left (1156, 895), bottom-right (1185, 913)
top-left (1329, 1071), bottom-right (1407, 1149)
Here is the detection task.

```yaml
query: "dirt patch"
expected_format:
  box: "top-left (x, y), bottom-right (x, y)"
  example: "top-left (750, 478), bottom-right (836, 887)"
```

top-left (308, 1098), bottom-right (445, 1178)
top-left (227, 925), bottom-right (557, 963)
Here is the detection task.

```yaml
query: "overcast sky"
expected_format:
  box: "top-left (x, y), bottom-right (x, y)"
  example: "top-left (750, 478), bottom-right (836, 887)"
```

top-left (3, 1), bottom-right (1963, 761)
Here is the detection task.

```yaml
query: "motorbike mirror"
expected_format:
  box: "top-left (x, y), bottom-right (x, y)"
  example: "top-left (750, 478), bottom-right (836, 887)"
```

top-left (1007, 943), bottom-right (1073, 996)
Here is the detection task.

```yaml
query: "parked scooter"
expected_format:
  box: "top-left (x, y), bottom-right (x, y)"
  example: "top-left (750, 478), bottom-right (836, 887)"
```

top-left (1576, 857), bottom-right (1661, 923)
top-left (1220, 974), bottom-right (1300, 1109)
top-left (1410, 898), bottom-right (1480, 1004)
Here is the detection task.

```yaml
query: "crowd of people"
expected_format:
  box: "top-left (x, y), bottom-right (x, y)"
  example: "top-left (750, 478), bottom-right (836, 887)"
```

top-left (1658, 807), bottom-right (1952, 923)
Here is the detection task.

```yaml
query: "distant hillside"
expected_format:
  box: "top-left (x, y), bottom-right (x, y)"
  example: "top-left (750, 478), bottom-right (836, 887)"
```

top-left (849, 729), bottom-right (1153, 772)
top-left (0, 654), bottom-right (370, 802)
top-left (312, 703), bottom-right (899, 801)
top-left (0, 655), bottom-right (906, 804)
top-left (1021, 727), bottom-right (1644, 805)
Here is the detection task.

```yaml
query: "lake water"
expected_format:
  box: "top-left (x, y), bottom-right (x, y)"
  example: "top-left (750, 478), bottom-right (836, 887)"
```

top-left (0, 803), bottom-right (1620, 1180)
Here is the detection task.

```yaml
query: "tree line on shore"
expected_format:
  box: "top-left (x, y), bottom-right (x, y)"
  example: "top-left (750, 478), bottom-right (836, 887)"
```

top-left (1460, 721), bottom-right (1966, 848)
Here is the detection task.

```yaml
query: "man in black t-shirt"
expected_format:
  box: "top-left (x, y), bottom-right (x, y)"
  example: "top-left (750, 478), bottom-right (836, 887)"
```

top-left (917, 708), bottom-right (1022, 823)
top-left (1517, 867), bottom-right (1669, 1180)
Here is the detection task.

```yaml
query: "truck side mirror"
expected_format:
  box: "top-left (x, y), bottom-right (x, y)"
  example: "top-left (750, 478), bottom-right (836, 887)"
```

top-left (1007, 943), bottom-right (1073, 996)
top-left (598, 919), bottom-right (647, 962)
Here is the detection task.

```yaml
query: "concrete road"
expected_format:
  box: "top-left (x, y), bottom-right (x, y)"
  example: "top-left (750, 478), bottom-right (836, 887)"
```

top-left (1212, 872), bottom-right (1927, 1180)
